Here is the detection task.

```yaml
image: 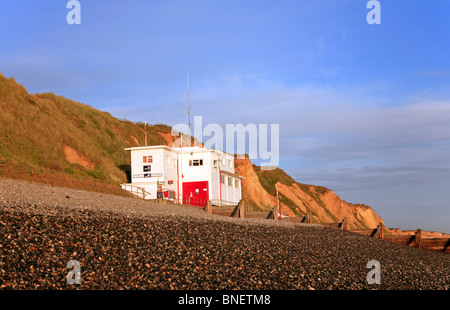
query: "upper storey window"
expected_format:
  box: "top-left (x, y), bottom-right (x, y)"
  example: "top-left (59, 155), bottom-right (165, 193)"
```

top-left (189, 159), bottom-right (203, 167)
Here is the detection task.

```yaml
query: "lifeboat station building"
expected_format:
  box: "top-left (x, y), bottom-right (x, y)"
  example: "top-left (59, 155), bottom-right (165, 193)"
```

top-left (122, 145), bottom-right (244, 207)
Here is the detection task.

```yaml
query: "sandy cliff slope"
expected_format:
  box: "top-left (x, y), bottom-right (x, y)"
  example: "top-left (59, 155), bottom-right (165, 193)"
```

top-left (235, 157), bottom-right (385, 230)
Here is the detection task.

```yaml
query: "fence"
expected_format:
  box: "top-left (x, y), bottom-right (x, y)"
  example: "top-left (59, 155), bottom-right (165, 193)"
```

top-left (294, 211), bottom-right (449, 254)
top-left (205, 202), bottom-right (442, 249)
top-left (382, 229), bottom-right (450, 253)
top-left (121, 184), bottom-right (152, 200)
top-left (155, 196), bottom-right (276, 219)
top-left (153, 193), bottom-right (210, 207)
top-left (0, 161), bottom-right (130, 197)
top-left (326, 220), bottom-right (449, 254)
top-left (151, 191), bottom-right (239, 208)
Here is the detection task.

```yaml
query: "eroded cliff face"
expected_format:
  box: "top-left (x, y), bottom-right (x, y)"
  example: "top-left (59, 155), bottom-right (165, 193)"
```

top-left (234, 156), bottom-right (283, 213)
top-left (235, 157), bottom-right (385, 230)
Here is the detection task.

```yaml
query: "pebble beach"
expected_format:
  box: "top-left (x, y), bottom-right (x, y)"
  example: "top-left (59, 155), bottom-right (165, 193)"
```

top-left (0, 178), bottom-right (449, 290)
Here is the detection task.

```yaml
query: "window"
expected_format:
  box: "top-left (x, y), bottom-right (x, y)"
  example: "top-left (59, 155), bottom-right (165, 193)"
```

top-left (221, 175), bottom-right (226, 184)
top-left (234, 179), bottom-right (240, 188)
top-left (143, 165), bottom-right (151, 172)
top-left (222, 158), bottom-right (226, 166)
top-left (166, 156), bottom-right (171, 166)
top-left (229, 160), bottom-right (233, 169)
top-left (228, 177), bottom-right (232, 186)
top-left (213, 159), bottom-right (218, 167)
top-left (189, 159), bottom-right (203, 167)
top-left (143, 156), bottom-right (152, 163)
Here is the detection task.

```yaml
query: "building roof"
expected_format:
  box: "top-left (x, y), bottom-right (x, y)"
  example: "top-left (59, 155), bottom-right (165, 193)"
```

top-left (125, 145), bottom-right (234, 156)
top-left (220, 170), bottom-right (245, 179)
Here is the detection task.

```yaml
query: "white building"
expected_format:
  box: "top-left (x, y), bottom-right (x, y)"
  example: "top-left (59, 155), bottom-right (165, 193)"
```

top-left (122, 145), bottom-right (244, 207)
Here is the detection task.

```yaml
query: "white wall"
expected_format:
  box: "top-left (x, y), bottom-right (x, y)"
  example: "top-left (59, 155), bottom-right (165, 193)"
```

top-left (128, 147), bottom-right (178, 199)
top-left (161, 148), bottom-right (178, 194)
top-left (126, 146), bottom-right (241, 204)
top-left (180, 150), bottom-right (211, 183)
top-left (220, 174), bottom-right (242, 205)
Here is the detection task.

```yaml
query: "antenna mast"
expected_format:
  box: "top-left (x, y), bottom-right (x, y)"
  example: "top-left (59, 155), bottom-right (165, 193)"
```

top-left (185, 70), bottom-right (193, 146)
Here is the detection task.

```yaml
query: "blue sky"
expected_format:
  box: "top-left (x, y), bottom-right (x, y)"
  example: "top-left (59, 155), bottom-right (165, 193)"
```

top-left (1, 0), bottom-right (450, 233)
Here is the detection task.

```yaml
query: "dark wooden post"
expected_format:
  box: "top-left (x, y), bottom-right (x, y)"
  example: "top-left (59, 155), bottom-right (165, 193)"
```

top-left (415, 229), bottom-right (423, 248)
top-left (239, 201), bottom-right (245, 219)
top-left (301, 211), bottom-right (312, 224)
top-left (266, 206), bottom-right (278, 220)
top-left (203, 200), bottom-right (213, 214)
top-left (377, 223), bottom-right (384, 239)
top-left (340, 218), bottom-right (347, 231)
top-left (230, 200), bottom-right (245, 218)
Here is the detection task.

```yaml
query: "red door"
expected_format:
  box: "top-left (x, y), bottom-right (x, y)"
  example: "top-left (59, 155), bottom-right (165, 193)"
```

top-left (182, 181), bottom-right (209, 207)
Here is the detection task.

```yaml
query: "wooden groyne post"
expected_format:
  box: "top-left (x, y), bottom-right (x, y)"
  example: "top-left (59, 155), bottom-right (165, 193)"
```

top-left (230, 200), bottom-right (245, 219)
top-left (300, 211), bottom-right (312, 224)
top-left (266, 205), bottom-right (278, 220)
top-left (203, 200), bottom-right (213, 214)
